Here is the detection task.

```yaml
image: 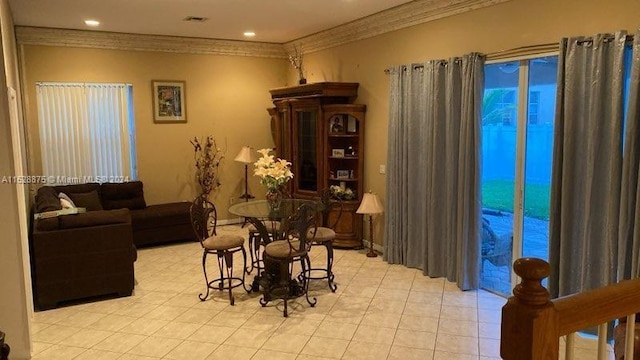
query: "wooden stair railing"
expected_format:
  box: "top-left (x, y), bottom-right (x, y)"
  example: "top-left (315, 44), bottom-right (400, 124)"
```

top-left (501, 257), bottom-right (640, 360)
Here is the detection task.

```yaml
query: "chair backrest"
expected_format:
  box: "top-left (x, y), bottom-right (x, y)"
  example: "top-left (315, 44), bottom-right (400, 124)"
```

top-left (280, 202), bottom-right (316, 254)
top-left (190, 195), bottom-right (218, 246)
top-left (319, 188), bottom-right (344, 229)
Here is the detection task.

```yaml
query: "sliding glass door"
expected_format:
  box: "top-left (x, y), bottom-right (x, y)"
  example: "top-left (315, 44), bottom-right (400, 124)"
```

top-left (480, 56), bottom-right (558, 296)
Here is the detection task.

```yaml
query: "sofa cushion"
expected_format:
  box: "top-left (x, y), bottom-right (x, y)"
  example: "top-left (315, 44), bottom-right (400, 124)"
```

top-left (130, 202), bottom-right (191, 231)
top-left (69, 190), bottom-right (103, 211)
top-left (54, 183), bottom-right (101, 195)
top-left (58, 209), bottom-right (130, 230)
top-left (35, 186), bottom-right (62, 213)
top-left (101, 181), bottom-right (146, 210)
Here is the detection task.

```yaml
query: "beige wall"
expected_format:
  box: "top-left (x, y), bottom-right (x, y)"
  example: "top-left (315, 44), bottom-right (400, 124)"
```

top-left (296, 0), bottom-right (640, 246)
top-left (21, 46), bottom-right (287, 216)
top-left (0, 0), bottom-right (32, 358)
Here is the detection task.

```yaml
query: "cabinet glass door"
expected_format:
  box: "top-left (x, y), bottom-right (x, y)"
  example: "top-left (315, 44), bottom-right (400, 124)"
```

top-left (295, 110), bottom-right (318, 192)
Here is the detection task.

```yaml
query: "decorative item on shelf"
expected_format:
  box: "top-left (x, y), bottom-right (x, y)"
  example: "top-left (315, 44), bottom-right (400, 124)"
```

top-left (336, 170), bottom-right (350, 179)
top-left (330, 185), bottom-right (356, 200)
top-left (330, 115), bottom-right (344, 133)
top-left (347, 116), bottom-right (357, 133)
top-left (234, 146), bottom-right (255, 201)
top-left (332, 149), bottom-right (345, 157)
top-left (190, 135), bottom-right (224, 197)
top-left (345, 146), bottom-right (355, 156)
top-left (254, 148), bottom-right (293, 212)
top-left (356, 191), bottom-right (384, 258)
top-left (349, 170), bottom-right (355, 179)
top-left (288, 45), bottom-right (306, 85)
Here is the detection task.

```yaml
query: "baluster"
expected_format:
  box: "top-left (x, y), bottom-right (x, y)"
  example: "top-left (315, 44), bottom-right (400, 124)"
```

top-left (625, 313), bottom-right (636, 360)
top-left (501, 257), bottom-right (559, 360)
top-left (597, 323), bottom-right (608, 360)
top-left (565, 333), bottom-right (575, 360)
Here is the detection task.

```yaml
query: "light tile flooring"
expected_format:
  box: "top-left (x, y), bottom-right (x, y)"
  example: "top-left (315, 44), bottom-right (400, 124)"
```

top-left (30, 225), bottom-right (611, 360)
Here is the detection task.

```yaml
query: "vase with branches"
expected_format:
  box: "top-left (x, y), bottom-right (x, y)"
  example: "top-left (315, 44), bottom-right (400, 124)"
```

top-left (288, 46), bottom-right (306, 85)
top-left (190, 136), bottom-right (224, 197)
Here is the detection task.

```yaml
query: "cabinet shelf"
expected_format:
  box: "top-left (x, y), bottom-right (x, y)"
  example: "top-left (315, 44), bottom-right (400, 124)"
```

top-left (329, 134), bottom-right (359, 138)
top-left (329, 156), bottom-right (359, 160)
top-left (330, 177), bottom-right (359, 181)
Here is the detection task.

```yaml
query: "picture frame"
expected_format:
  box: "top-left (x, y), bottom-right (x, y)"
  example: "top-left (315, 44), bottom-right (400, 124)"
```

top-left (329, 115), bottom-right (344, 133)
top-left (152, 80), bottom-right (186, 123)
top-left (336, 170), bottom-right (350, 179)
top-left (332, 149), bottom-right (345, 157)
top-left (347, 116), bottom-right (357, 133)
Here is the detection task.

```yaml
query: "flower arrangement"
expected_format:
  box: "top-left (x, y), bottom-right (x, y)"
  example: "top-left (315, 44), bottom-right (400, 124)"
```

top-left (190, 136), bottom-right (224, 196)
top-left (253, 148), bottom-right (293, 191)
top-left (330, 185), bottom-right (356, 200)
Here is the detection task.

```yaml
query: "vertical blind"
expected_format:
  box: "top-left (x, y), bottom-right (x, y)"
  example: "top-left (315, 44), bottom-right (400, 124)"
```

top-left (36, 82), bottom-right (136, 182)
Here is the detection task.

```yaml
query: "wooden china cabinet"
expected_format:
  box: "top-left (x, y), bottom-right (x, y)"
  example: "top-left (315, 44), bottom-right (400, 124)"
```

top-left (268, 82), bottom-right (365, 248)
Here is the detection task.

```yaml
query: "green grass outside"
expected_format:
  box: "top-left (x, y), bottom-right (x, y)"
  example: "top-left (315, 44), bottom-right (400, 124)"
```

top-left (482, 180), bottom-right (551, 220)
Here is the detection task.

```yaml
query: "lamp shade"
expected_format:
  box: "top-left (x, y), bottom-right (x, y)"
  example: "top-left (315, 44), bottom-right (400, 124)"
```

top-left (356, 192), bottom-right (383, 215)
top-left (234, 146), bottom-right (254, 164)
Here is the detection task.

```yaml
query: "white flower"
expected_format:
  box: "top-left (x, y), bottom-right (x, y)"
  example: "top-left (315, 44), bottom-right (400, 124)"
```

top-left (254, 148), bottom-right (294, 191)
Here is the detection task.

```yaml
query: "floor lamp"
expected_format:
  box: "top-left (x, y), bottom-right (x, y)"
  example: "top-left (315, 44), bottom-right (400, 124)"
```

top-left (234, 146), bottom-right (255, 227)
top-left (356, 192), bottom-right (383, 258)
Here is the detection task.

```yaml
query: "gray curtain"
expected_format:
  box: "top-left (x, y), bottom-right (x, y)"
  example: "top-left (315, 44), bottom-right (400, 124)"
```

top-left (549, 31), bottom-right (629, 297)
top-left (619, 30), bottom-right (640, 280)
top-left (383, 53), bottom-right (484, 290)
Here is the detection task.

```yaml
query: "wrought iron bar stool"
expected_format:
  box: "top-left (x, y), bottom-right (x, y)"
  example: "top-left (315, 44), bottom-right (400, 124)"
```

top-left (246, 220), bottom-right (281, 274)
top-left (260, 202), bottom-right (317, 317)
top-left (301, 189), bottom-right (343, 292)
top-left (190, 195), bottom-right (250, 305)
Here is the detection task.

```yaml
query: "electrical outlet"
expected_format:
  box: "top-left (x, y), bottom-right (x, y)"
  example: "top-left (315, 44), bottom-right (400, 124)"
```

top-left (379, 165), bottom-right (386, 174)
top-left (229, 197), bottom-right (235, 205)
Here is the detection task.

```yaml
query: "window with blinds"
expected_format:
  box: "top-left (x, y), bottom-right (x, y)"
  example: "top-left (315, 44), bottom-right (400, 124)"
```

top-left (36, 82), bottom-right (136, 183)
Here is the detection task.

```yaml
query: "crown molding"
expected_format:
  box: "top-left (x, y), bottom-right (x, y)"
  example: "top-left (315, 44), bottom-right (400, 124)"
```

top-left (284, 0), bottom-right (512, 54)
top-left (16, 0), bottom-right (509, 58)
top-left (15, 26), bottom-right (287, 58)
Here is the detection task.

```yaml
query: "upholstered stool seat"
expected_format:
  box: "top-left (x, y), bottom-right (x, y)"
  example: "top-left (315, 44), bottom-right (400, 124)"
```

top-left (265, 239), bottom-right (305, 258)
top-left (308, 227), bottom-right (335, 242)
top-left (203, 234), bottom-right (245, 250)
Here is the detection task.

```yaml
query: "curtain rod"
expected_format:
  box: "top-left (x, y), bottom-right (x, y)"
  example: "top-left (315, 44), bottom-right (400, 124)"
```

top-left (383, 35), bottom-right (635, 74)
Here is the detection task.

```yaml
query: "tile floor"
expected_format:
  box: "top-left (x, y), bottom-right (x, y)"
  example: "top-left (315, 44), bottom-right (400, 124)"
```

top-left (30, 225), bottom-right (611, 360)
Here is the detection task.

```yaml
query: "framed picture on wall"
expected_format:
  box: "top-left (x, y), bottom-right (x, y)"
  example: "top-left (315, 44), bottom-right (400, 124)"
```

top-left (152, 80), bottom-right (186, 123)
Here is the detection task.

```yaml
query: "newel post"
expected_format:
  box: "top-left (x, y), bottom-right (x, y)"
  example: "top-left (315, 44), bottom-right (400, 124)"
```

top-left (501, 258), bottom-right (559, 360)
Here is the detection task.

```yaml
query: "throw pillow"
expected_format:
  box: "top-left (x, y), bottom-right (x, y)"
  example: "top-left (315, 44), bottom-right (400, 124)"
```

top-left (58, 192), bottom-right (76, 208)
top-left (68, 190), bottom-right (104, 211)
top-left (60, 197), bottom-right (75, 209)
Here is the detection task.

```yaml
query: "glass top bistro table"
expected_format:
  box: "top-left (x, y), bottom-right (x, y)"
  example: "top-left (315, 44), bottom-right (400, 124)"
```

top-left (228, 199), bottom-right (321, 294)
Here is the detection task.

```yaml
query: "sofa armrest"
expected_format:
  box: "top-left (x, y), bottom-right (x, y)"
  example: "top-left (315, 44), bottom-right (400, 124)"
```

top-left (30, 221), bottom-right (135, 308)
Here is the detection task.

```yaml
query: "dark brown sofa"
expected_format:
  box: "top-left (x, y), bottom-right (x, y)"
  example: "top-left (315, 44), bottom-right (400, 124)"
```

top-left (31, 181), bottom-right (195, 309)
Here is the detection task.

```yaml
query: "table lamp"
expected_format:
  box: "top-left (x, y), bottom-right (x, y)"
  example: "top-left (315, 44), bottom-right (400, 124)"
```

top-left (356, 191), bottom-right (383, 258)
top-left (234, 146), bottom-right (255, 201)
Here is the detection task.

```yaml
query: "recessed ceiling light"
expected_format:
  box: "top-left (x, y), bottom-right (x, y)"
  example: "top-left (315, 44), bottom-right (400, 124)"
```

top-left (243, 31), bottom-right (256, 37)
top-left (84, 19), bottom-right (100, 27)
